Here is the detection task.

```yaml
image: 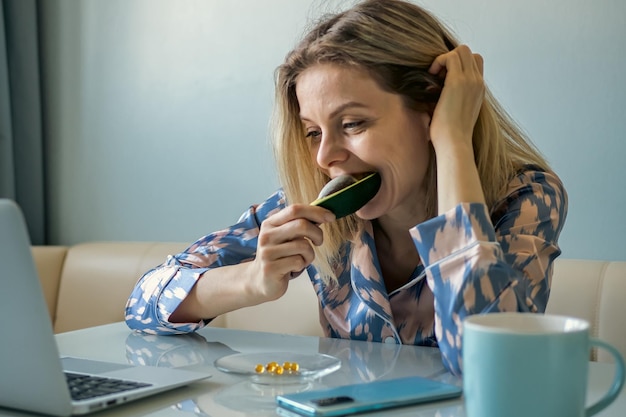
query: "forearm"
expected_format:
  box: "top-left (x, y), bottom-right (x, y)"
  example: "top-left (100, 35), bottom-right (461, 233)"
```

top-left (125, 190), bottom-right (291, 334)
top-left (169, 261), bottom-right (262, 323)
top-left (434, 140), bottom-right (486, 214)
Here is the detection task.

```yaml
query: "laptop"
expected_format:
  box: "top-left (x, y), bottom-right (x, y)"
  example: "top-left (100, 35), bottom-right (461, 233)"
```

top-left (0, 199), bottom-right (211, 416)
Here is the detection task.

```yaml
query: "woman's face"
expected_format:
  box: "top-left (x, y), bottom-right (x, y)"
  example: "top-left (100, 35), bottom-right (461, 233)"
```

top-left (295, 63), bottom-right (432, 224)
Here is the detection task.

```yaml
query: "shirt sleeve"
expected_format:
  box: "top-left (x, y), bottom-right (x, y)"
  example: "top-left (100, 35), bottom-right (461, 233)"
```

top-left (124, 190), bottom-right (286, 335)
top-left (412, 169), bottom-right (568, 375)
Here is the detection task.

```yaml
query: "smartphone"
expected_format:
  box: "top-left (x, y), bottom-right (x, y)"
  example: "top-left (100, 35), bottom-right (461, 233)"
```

top-left (275, 375), bottom-right (462, 416)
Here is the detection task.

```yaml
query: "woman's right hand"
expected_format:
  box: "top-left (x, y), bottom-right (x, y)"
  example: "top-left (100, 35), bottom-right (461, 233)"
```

top-left (249, 204), bottom-right (335, 302)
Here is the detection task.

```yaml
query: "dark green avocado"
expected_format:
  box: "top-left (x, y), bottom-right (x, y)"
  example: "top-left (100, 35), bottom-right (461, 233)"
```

top-left (310, 172), bottom-right (381, 219)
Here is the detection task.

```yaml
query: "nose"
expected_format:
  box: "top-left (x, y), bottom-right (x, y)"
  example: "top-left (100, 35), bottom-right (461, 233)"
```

top-left (315, 131), bottom-right (349, 170)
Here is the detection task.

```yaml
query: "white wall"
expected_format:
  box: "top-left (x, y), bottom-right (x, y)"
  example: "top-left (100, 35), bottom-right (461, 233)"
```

top-left (41, 0), bottom-right (626, 261)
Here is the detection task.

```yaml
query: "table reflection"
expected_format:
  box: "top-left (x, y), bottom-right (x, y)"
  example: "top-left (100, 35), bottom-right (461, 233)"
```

top-left (124, 331), bottom-right (455, 416)
top-left (125, 332), bottom-right (239, 368)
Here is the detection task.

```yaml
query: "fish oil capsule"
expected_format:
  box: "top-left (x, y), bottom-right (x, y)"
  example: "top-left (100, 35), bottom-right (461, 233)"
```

top-left (253, 360), bottom-right (300, 375)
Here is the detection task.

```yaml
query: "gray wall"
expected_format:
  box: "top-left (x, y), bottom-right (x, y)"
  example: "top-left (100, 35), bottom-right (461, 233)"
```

top-left (40, 0), bottom-right (626, 261)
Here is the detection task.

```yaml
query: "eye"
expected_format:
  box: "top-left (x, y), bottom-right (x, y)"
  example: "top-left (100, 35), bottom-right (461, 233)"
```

top-left (342, 120), bottom-right (364, 131)
top-left (305, 129), bottom-right (321, 139)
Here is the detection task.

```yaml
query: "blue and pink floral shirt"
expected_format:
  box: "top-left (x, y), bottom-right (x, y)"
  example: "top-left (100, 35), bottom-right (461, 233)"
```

top-left (125, 167), bottom-right (567, 375)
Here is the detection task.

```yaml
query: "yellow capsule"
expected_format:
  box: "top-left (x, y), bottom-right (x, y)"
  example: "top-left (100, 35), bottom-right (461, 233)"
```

top-left (254, 360), bottom-right (301, 376)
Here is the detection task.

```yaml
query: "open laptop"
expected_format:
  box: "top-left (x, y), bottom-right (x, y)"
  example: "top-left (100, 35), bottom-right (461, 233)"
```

top-left (0, 199), bottom-right (211, 416)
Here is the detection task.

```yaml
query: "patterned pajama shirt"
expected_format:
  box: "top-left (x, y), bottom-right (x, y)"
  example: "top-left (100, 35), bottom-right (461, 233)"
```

top-left (125, 167), bottom-right (567, 375)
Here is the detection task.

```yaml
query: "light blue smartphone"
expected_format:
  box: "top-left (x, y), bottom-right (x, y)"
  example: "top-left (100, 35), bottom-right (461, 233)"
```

top-left (275, 375), bottom-right (462, 416)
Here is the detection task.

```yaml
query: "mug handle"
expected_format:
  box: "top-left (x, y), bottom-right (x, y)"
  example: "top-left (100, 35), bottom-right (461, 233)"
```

top-left (586, 338), bottom-right (626, 416)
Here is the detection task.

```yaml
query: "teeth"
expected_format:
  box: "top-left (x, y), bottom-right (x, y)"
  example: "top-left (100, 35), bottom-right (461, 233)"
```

top-left (317, 174), bottom-right (357, 199)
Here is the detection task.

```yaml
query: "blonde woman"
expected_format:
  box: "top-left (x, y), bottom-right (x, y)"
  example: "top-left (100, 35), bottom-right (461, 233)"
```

top-left (126, 0), bottom-right (567, 375)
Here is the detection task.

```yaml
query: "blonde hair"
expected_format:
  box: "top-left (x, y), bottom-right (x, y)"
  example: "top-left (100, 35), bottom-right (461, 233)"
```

top-left (271, 0), bottom-right (549, 282)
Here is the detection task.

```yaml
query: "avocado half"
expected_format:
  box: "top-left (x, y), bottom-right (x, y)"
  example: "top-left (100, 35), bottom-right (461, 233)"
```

top-left (310, 172), bottom-right (381, 219)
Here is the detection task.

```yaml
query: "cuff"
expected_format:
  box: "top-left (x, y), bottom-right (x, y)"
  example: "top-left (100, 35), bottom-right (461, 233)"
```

top-left (414, 203), bottom-right (496, 266)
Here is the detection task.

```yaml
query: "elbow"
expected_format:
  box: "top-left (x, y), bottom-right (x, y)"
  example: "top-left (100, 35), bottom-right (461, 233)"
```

top-left (124, 300), bottom-right (155, 333)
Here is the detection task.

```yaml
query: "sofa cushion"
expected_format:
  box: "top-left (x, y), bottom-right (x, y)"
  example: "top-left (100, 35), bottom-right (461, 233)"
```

top-left (54, 242), bottom-right (188, 333)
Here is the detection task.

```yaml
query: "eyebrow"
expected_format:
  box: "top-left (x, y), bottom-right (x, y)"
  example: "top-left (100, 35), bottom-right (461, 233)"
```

top-left (300, 101), bottom-right (371, 122)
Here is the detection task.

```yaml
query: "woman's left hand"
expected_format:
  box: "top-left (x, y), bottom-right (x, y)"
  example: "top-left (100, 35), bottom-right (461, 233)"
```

top-left (428, 45), bottom-right (485, 152)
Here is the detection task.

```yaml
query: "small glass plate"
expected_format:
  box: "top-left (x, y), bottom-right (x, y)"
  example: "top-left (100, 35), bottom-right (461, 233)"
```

top-left (214, 352), bottom-right (341, 385)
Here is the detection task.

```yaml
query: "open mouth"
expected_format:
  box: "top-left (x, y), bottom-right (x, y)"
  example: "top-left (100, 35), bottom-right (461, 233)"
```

top-left (311, 172), bottom-right (381, 219)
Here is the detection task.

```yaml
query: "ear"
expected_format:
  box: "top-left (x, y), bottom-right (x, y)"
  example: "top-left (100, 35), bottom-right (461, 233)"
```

top-left (415, 111), bottom-right (432, 141)
top-left (426, 103), bottom-right (437, 122)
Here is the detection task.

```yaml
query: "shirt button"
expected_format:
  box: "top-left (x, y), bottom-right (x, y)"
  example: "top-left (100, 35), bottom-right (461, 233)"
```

top-left (384, 336), bottom-right (396, 344)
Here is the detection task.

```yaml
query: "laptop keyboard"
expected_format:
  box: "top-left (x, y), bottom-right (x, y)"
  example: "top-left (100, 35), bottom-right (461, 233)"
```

top-left (65, 372), bottom-right (153, 401)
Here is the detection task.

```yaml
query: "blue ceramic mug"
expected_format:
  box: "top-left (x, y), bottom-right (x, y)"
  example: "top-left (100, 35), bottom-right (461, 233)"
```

top-left (463, 313), bottom-right (625, 417)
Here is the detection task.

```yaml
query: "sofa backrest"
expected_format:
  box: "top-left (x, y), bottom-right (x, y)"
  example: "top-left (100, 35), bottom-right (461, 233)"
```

top-left (545, 259), bottom-right (626, 362)
top-left (31, 245), bottom-right (68, 323)
top-left (34, 242), bottom-right (188, 333)
top-left (32, 243), bottom-right (625, 363)
top-left (31, 242), bottom-right (321, 336)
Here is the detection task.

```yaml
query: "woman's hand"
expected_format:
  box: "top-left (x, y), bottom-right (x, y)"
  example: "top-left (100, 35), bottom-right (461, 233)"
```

top-left (250, 205), bottom-right (335, 302)
top-left (428, 45), bottom-right (487, 214)
top-left (170, 204), bottom-right (334, 323)
top-left (428, 45), bottom-right (485, 152)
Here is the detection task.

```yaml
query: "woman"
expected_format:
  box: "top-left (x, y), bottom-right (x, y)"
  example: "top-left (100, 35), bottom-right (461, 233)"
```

top-left (125, 0), bottom-right (567, 375)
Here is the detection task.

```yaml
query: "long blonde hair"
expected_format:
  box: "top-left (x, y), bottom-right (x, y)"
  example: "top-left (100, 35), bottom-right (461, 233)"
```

top-left (271, 0), bottom-right (549, 282)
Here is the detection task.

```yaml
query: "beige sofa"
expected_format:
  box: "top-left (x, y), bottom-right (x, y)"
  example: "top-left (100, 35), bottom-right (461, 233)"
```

top-left (32, 242), bottom-right (626, 363)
